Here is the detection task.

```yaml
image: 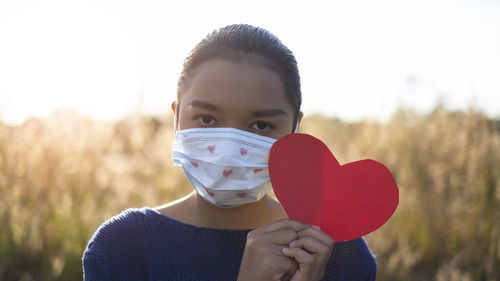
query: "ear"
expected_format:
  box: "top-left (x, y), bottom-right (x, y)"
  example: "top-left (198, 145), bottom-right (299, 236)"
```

top-left (295, 111), bottom-right (304, 132)
top-left (297, 111), bottom-right (304, 125)
top-left (171, 101), bottom-right (178, 131)
top-left (171, 101), bottom-right (177, 113)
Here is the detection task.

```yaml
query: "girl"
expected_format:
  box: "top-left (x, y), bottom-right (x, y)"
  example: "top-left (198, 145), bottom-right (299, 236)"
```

top-left (83, 24), bottom-right (376, 281)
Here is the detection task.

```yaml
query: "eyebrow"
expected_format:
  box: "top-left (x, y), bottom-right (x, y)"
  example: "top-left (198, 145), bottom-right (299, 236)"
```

top-left (187, 100), bottom-right (220, 111)
top-left (250, 109), bottom-right (287, 117)
top-left (187, 99), bottom-right (287, 117)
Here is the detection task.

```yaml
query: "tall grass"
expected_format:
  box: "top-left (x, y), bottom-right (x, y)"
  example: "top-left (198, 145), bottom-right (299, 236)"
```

top-left (1, 107), bottom-right (499, 280)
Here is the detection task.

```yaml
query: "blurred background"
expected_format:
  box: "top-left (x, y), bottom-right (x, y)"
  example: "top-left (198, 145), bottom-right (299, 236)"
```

top-left (0, 0), bottom-right (499, 280)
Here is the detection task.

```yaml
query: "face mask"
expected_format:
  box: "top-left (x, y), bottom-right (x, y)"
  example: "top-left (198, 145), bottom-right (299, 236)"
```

top-left (172, 127), bottom-right (277, 208)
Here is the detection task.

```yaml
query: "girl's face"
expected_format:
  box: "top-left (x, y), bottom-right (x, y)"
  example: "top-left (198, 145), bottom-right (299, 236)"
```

top-left (175, 58), bottom-right (299, 140)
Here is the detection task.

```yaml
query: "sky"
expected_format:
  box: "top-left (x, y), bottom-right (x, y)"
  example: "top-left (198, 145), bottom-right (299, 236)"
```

top-left (0, 0), bottom-right (499, 125)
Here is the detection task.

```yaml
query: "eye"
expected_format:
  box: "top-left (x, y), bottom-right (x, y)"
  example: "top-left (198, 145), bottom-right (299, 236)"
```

top-left (250, 121), bottom-right (272, 132)
top-left (197, 115), bottom-right (216, 126)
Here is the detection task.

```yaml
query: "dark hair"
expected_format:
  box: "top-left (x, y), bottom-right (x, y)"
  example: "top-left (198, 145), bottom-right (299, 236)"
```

top-left (176, 24), bottom-right (302, 129)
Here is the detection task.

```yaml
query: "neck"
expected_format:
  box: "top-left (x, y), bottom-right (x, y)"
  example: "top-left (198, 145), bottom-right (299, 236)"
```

top-left (188, 192), bottom-right (286, 229)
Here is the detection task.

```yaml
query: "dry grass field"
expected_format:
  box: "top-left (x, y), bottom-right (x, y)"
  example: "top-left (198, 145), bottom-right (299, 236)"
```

top-left (1, 106), bottom-right (499, 280)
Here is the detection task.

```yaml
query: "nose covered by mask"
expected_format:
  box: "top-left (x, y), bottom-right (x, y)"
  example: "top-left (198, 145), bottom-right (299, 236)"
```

top-left (172, 127), bottom-right (277, 208)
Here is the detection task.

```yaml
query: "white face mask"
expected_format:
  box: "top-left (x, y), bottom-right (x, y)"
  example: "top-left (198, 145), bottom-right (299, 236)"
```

top-left (172, 127), bottom-right (277, 208)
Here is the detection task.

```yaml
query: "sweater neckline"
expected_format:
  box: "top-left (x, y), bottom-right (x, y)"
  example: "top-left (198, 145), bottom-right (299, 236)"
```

top-left (143, 207), bottom-right (253, 233)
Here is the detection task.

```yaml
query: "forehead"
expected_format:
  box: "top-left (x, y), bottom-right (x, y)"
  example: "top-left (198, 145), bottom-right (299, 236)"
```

top-left (181, 58), bottom-right (292, 111)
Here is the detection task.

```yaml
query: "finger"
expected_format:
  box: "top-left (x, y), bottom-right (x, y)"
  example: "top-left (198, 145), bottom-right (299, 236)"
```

top-left (278, 255), bottom-right (299, 279)
top-left (263, 229), bottom-right (299, 245)
top-left (260, 218), bottom-right (310, 233)
top-left (264, 252), bottom-right (298, 280)
top-left (298, 227), bottom-right (334, 248)
top-left (282, 247), bottom-right (315, 265)
top-left (289, 237), bottom-right (330, 256)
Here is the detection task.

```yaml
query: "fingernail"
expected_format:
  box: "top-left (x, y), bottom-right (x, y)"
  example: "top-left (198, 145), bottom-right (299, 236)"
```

top-left (312, 225), bottom-right (321, 230)
top-left (290, 241), bottom-right (297, 247)
top-left (297, 231), bottom-right (302, 236)
top-left (282, 247), bottom-right (290, 253)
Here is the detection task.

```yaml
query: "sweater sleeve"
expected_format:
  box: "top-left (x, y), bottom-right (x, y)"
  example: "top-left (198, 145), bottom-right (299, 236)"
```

top-left (322, 238), bottom-right (377, 281)
top-left (81, 209), bottom-right (150, 281)
top-left (83, 249), bottom-right (118, 281)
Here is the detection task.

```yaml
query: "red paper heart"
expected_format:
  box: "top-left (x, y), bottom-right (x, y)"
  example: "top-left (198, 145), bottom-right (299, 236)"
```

top-left (269, 133), bottom-right (399, 242)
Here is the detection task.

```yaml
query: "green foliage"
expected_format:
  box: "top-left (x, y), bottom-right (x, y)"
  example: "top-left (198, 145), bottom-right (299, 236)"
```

top-left (1, 107), bottom-right (499, 280)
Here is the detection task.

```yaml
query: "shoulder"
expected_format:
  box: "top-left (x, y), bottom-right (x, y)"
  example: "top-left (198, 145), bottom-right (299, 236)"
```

top-left (85, 208), bottom-right (153, 253)
top-left (82, 208), bottom-right (161, 280)
top-left (333, 237), bottom-right (376, 261)
top-left (323, 238), bottom-right (377, 281)
top-left (83, 207), bottom-right (164, 267)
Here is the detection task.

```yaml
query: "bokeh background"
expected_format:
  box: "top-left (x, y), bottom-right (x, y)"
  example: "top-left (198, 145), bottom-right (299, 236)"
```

top-left (1, 0), bottom-right (499, 280)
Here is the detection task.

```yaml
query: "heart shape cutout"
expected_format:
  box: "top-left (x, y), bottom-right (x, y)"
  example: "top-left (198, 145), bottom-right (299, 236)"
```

top-left (269, 133), bottom-right (399, 242)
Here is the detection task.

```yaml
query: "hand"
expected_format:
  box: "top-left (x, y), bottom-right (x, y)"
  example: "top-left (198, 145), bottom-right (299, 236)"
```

top-left (237, 219), bottom-right (310, 281)
top-left (281, 226), bottom-right (334, 281)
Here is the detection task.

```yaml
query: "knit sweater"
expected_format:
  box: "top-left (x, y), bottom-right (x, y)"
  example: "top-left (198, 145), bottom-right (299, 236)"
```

top-left (83, 208), bottom-right (376, 280)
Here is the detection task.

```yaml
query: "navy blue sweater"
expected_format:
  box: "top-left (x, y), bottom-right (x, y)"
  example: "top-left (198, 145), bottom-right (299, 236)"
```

top-left (83, 208), bottom-right (376, 280)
